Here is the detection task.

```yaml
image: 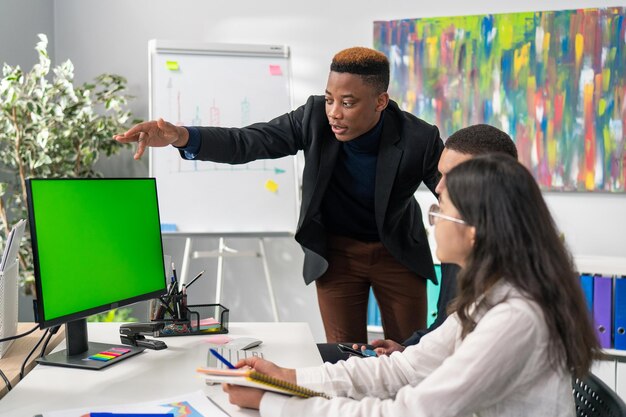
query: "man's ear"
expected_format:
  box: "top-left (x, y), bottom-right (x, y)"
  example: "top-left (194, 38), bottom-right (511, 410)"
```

top-left (376, 92), bottom-right (389, 112)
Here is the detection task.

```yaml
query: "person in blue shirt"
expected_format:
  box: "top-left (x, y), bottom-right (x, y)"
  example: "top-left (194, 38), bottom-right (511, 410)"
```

top-left (115, 47), bottom-right (443, 345)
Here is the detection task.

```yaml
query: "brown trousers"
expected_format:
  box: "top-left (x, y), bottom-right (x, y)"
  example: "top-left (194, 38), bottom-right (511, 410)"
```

top-left (315, 235), bottom-right (427, 343)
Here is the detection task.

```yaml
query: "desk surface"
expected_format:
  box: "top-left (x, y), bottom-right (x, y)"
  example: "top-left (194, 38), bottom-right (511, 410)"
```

top-left (0, 323), bottom-right (65, 399)
top-left (0, 322), bottom-right (321, 417)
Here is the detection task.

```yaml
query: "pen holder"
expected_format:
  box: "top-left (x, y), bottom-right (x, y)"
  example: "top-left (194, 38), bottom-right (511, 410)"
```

top-left (0, 261), bottom-right (19, 358)
top-left (154, 303), bottom-right (229, 337)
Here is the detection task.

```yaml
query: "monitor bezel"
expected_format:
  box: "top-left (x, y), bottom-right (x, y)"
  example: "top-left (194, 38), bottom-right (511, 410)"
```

top-left (26, 177), bottom-right (168, 330)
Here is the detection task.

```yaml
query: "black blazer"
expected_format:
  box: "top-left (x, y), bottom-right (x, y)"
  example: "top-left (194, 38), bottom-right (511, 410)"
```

top-left (190, 96), bottom-right (444, 285)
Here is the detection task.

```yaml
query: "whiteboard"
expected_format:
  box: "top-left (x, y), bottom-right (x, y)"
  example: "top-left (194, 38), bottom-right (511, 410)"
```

top-left (148, 40), bottom-right (299, 234)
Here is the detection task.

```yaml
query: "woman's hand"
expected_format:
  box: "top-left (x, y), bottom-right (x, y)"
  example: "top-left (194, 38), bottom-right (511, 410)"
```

top-left (236, 357), bottom-right (297, 384)
top-left (222, 384), bottom-right (265, 409)
top-left (223, 357), bottom-right (297, 409)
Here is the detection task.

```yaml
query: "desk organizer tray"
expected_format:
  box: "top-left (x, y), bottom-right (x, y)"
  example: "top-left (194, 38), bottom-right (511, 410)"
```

top-left (154, 303), bottom-right (229, 337)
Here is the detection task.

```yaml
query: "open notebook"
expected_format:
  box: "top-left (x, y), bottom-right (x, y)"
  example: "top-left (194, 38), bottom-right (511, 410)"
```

top-left (197, 367), bottom-right (331, 399)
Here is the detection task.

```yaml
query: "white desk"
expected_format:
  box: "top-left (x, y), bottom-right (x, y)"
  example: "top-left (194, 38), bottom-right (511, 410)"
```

top-left (0, 322), bottom-right (322, 417)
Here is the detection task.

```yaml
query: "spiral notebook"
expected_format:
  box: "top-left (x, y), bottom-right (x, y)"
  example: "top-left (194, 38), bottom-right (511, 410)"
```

top-left (197, 367), bottom-right (331, 399)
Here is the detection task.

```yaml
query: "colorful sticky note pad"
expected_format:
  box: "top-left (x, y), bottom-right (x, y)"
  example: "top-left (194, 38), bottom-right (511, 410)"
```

top-left (100, 351), bottom-right (122, 357)
top-left (87, 346), bottom-right (132, 361)
top-left (99, 354), bottom-right (116, 359)
top-left (166, 60), bottom-right (180, 71)
top-left (199, 317), bottom-right (219, 326)
top-left (88, 354), bottom-right (112, 361)
top-left (110, 347), bottom-right (131, 353)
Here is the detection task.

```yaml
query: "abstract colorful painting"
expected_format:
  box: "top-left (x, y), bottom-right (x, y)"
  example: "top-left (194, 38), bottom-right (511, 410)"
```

top-left (374, 7), bottom-right (626, 192)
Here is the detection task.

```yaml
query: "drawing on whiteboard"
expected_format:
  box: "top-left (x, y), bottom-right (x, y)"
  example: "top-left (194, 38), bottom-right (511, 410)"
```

top-left (176, 91), bottom-right (183, 125)
top-left (191, 106), bottom-right (202, 125)
top-left (241, 97), bottom-right (250, 125)
top-left (209, 99), bottom-right (220, 126)
top-left (162, 89), bottom-right (289, 177)
top-left (172, 156), bottom-right (288, 175)
top-left (167, 78), bottom-right (174, 124)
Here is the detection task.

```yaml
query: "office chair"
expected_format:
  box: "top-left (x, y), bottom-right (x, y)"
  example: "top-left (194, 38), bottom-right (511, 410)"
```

top-left (573, 373), bottom-right (626, 417)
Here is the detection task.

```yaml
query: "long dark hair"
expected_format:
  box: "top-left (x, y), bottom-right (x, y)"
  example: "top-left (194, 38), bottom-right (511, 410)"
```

top-left (446, 154), bottom-right (600, 378)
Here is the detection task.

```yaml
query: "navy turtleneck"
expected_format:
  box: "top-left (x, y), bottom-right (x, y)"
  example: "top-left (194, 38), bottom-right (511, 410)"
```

top-left (321, 114), bottom-right (383, 242)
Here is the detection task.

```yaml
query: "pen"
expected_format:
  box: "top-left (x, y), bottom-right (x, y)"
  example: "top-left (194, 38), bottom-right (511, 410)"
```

top-left (174, 293), bottom-right (182, 321)
top-left (209, 347), bottom-right (236, 369)
top-left (159, 296), bottom-right (177, 318)
top-left (171, 262), bottom-right (178, 286)
top-left (181, 283), bottom-right (188, 319)
top-left (171, 263), bottom-right (180, 320)
top-left (165, 275), bottom-right (176, 300)
top-left (186, 270), bottom-right (205, 288)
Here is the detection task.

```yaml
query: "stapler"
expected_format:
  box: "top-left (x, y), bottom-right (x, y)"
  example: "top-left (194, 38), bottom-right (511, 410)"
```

top-left (120, 322), bottom-right (168, 350)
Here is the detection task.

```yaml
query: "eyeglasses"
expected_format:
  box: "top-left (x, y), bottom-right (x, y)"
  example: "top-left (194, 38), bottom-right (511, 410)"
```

top-left (428, 204), bottom-right (467, 226)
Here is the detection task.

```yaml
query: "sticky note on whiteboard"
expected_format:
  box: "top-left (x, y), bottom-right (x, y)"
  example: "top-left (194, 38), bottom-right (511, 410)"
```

top-left (265, 179), bottom-right (279, 193)
top-left (160, 223), bottom-right (178, 232)
top-left (166, 60), bottom-right (180, 71)
top-left (269, 65), bottom-right (282, 76)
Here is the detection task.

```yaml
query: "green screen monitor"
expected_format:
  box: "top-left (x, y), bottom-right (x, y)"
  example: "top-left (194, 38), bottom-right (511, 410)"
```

top-left (26, 178), bottom-right (167, 369)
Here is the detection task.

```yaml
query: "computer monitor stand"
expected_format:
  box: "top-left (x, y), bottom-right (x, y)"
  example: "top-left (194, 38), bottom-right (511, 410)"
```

top-left (36, 319), bottom-right (144, 370)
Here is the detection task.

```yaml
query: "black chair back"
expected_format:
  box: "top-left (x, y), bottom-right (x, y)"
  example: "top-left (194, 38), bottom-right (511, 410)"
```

top-left (573, 373), bottom-right (626, 417)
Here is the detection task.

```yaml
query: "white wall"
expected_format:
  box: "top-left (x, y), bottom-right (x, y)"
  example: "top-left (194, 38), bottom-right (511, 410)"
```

top-left (53, 0), bottom-right (626, 261)
top-left (0, 0), bottom-right (54, 69)
top-left (5, 0), bottom-right (626, 341)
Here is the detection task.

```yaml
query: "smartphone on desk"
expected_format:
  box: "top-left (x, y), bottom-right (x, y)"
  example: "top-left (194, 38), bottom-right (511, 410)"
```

top-left (337, 343), bottom-right (377, 358)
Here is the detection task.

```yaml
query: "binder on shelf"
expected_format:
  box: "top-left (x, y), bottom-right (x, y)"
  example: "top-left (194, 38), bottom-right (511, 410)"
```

top-left (579, 273), bottom-right (594, 315)
top-left (593, 275), bottom-right (613, 349)
top-left (614, 277), bottom-right (626, 350)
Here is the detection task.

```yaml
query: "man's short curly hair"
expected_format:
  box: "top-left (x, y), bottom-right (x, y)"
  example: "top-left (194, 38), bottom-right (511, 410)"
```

top-left (445, 124), bottom-right (518, 159)
top-left (330, 47), bottom-right (390, 93)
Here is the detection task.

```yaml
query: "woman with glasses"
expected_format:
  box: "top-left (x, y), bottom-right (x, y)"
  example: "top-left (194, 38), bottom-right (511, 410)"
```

top-left (224, 154), bottom-right (600, 416)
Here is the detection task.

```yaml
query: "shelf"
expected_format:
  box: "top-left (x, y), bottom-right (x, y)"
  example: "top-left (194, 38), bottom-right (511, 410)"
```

top-left (575, 256), bottom-right (626, 277)
top-left (603, 349), bottom-right (626, 359)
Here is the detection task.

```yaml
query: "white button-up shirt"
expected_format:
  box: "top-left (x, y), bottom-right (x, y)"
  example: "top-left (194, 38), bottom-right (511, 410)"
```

top-left (261, 282), bottom-right (575, 417)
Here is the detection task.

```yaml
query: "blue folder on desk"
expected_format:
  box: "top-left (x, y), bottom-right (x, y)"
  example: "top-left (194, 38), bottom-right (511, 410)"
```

top-left (614, 277), bottom-right (626, 350)
top-left (593, 275), bottom-right (613, 349)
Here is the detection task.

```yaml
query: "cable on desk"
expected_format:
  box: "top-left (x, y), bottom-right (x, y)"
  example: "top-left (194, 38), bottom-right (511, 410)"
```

top-left (0, 324), bottom-right (39, 343)
top-left (19, 328), bottom-right (48, 380)
top-left (0, 325), bottom-right (41, 392)
top-left (39, 325), bottom-right (60, 358)
top-left (0, 368), bottom-right (11, 392)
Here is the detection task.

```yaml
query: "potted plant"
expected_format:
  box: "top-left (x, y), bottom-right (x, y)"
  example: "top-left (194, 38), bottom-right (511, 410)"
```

top-left (0, 34), bottom-right (138, 298)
